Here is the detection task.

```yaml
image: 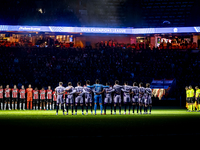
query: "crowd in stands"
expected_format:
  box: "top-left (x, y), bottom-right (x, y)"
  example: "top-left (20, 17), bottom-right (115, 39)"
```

top-left (0, 43), bottom-right (199, 104)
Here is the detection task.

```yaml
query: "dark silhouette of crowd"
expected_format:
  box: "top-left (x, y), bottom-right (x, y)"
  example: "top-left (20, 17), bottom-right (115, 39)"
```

top-left (0, 45), bottom-right (199, 104)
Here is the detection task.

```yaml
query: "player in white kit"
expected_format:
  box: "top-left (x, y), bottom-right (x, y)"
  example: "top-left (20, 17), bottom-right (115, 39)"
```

top-left (121, 81), bottom-right (132, 115)
top-left (103, 82), bottom-right (115, 115)
top-left (113, 80), bottom-right (123, 115)
top-left (55, 82), bottom-right (66, 115)
top-left (65, 82), bottom-right (76, 115)
top-left (83, 80), bottom-right (93, 115)
top-left (138, 82), bottom-right (145, 114)
top-left (144, 83), bottom-right (152, 114)
top-left (74, 82), bottom-right (84, 115)
top-left (131, 82), bottom-right (139, 114)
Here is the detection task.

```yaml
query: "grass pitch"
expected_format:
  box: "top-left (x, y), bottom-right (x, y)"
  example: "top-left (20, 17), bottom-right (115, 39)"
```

top-left (0, 107), bottom-right (199, 139)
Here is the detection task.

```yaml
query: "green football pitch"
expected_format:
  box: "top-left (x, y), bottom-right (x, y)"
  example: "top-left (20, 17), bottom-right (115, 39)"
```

top-left (0, 107), bottom-right (199, 139)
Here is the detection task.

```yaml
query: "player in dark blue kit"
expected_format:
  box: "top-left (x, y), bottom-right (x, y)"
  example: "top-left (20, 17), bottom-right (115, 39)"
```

top-left (87, 79), bottom-right (108, 115)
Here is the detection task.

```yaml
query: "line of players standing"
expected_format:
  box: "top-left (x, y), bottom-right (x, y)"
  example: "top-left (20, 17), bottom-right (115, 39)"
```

top-left (0, 84), bottom-right (56, 111)
top-left (55, 80), bottom-right (152, 115)
top-left (0, 80), bottom-right (153, 115)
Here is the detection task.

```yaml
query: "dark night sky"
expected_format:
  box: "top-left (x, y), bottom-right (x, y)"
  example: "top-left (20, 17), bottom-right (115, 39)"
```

top-left (0, 0), bottom-right (199, 27)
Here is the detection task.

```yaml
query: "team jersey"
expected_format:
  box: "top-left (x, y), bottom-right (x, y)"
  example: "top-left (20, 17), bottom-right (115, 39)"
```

top-left (196, 89), bottom-right (200, 98)
top-left (132, 86), bottom-right (139, 97)
top-left (33, 90), bottom-right (39, 99)
top-left (189, 89), bottom-right (194, 98)
top-left (113, 85), bottom-right (123, 96)
top-left (53, 91), bottom-right (57, 101)
top-left (55, 86), bottom-right (65, 95)
top-left (88, 84), bottom-right (108, 96)
top-left (122, 85), bottom-right (132, 96)
top-left (104, 86), bottom-right (115, 97)
top-left (139, 87), bottom-right (145, 98)
top-left (12, 89), bottom-right (18, 98)
top-left (4, 88), bottom-right (11, 98)
top-left (47, 90), bottom-right (53, 99)
top-left (145, 88), bottom-right (152, 97)
top-left (26, 88), bottom-right (33, 98)
top-left (0, 89), bottom-right (3, 98)
top-left (65, 86), bottom-right (75, 95)
top-left (19, 89), bottom-right (26, 99)
top-left (186, 90), bottom-right (190, 98)
top-left (83, 86), bottom-right (92, 97)
top-left (40, 90), bottom-right (46, 99)
top-left (75, 86), bottom-right (84, 96)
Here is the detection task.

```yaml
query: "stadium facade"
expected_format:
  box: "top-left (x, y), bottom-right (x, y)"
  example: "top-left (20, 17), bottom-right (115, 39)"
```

top-left (0, 25), bottom-right (200, 48)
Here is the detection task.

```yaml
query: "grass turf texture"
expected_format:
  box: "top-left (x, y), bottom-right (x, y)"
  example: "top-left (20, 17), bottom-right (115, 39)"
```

top-left (0, 107), bottom-right (199, 140)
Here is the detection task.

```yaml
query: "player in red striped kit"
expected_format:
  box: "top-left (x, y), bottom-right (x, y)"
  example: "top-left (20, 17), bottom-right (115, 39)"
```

top-left (33, 87), bottom-right (39, 110)
top-left (19, 85), bottom-right (26, 110)
top-left (4, 85), bottom-right (11, 110)
top-left (40, 87), bottom-right (46, 110)
top-left (47, 86), bottom-right (53, 110)
top-left (0, 85), bottom-right (3, 110)
top-left (11, 85), bottom-right (18, 110)
top-left (53, 88), bottom-right (57, 110)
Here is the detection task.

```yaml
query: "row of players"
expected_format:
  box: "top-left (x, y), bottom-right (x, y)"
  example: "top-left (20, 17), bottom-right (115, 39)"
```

top-left (185, 86), bottom-right (200, 112)
top-left (54, 80), bottom-right (152, 115)
top-left (0, 80), bottom-right (152, 115)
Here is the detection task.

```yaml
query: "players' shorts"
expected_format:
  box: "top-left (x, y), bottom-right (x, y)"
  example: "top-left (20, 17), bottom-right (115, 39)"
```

top-left (196, 98), bottom-right (200, 104)
top-left (104, 97), bottom-right (112, 104)
top-left (33, 99), bottom-right (39, 104)
top-left (138, 97), bottom-right (145, 104)
top-left (4, 98), bottom-right (10, 102)
top-left (132, 96), bottom-right (138, 103)
top-left (85, 97), bottom-right (92, 104)
top-left (114, 95), bottom-right (121, 104)
top-left (190, 97), bottom-right (195, 103)
top-left (19, 99), bottom-right (26, 103)
top-left (94, 95), bottom-right (102, 104)
top-left (12, 98), bottom-right (18, 102)
top-left (186, 98), bottom-right (190, 103)
top-left (66, 95), bottom-right (74, 104)
top-left (27, 97), bottom-right (32, 102)
top-left (123, 95), bottom-right (131, 104)
top-left (57, 95), bottom-right (64, 104)
top-left (144, 97), bottom-right (152, 105)
top-left (75, 96), bottom-right (83, 104)
top-left (47, 99), bottom-right (52, 103)
top-left (0, 98), bottom-right (3, 103)
top-left (40, 99), bottom-right (46, 102)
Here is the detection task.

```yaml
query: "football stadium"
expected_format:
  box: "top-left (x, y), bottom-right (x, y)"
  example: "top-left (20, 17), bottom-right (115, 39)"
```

top-left (0, 0), bottom-right (200, 140)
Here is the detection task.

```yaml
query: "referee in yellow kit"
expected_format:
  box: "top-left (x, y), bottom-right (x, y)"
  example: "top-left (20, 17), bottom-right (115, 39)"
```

top-left (189, 86), bottom-right (195, 112)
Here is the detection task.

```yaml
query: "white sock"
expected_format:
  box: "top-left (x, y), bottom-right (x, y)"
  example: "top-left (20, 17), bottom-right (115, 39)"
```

top-left (53, 104), bottom-right (54, 110)
top-left (4, 104), bottom-right (6, 110)
top-left (1, 103), bottom-right (3, 110)
top-left (8, 104), bottom-right (10, 109)
top-left (33, 106), bottom-right (35, 110)
top-left (12, 104), bottom-right (14, 109)
top-left (23, 103), bottom-right (25, 110)
top-left (19, 103), bottom-right (21, 109)
top-left (36, 106), bottom-right (38, 110)
top-left (15, 104), bottom-right (17, 109)
top-left (59, 104), bottom-right (61, 110)
top-left (40, 107), bottom-right (42, 109)
top-left (44, 106), bottom-right (45, 110)
top-left (50, 105), bottom-right (51, 110)
top-left (47, 104), bottom-right (48, 109)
